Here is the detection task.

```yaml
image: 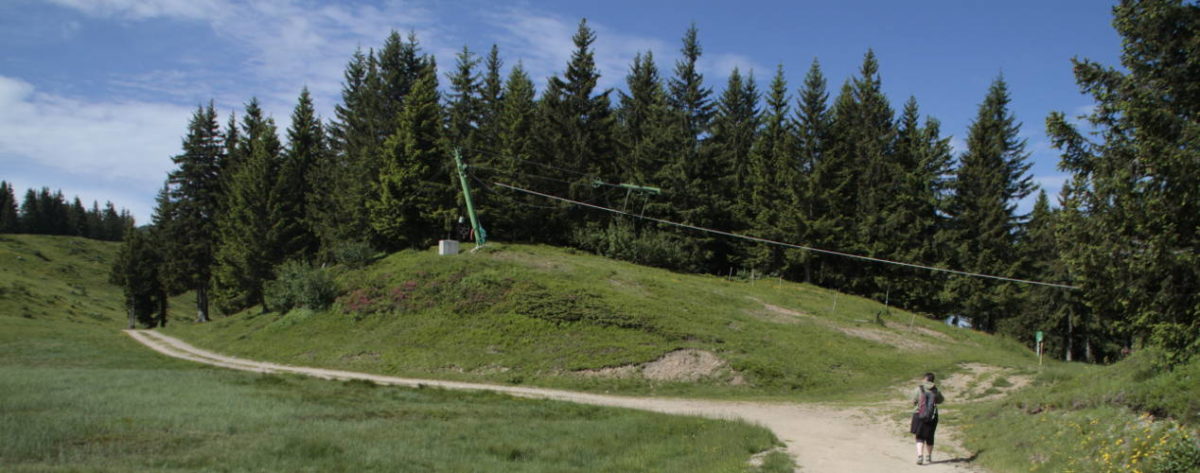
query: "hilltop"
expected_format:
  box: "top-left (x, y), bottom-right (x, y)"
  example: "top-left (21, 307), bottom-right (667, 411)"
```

top-left (164, 243), bottom-right (1038, 400)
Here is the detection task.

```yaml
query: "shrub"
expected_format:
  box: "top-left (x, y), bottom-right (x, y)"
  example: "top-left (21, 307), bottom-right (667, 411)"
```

top-left (265, 261), bottom-right (338, 312)
top-left (331, 240), bottom-right (377, 269)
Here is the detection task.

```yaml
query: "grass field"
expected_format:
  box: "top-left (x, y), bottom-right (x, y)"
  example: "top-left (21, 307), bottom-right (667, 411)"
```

top-left (165, 243), bottom-right (1038, 401)
top-left (7, 234), bottom-right (1198, 473)
top-left (0, 235), bottom-right (792, 472)
top-left (958, 352), bottom-right (1200, 473)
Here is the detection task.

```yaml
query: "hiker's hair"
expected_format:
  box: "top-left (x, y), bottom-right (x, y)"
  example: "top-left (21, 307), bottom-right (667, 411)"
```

top-left (923, 372), bottom-right (935, 382)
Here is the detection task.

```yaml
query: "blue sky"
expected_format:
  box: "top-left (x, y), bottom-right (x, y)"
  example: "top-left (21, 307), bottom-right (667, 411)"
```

top-left (1, 0), bottom-right (1121, 223)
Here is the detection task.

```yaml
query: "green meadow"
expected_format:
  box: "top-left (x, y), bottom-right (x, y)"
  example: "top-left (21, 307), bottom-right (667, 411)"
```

top-left (0, 235), bottom-right (789, 472)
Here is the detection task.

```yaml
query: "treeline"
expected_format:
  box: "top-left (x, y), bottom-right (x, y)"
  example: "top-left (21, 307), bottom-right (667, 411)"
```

top-left (0, 181), bottom-right (133, 241)
top-left (118, 0), bottom-right (1197, 365)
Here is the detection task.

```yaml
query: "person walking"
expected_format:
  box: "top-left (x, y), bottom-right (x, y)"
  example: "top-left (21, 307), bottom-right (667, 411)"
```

top-left (911, 372), bottom-right (945, 465)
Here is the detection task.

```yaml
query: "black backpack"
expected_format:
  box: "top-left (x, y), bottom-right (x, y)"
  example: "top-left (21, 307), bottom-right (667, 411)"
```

top-left (917, 386), bottom-right (938, 421)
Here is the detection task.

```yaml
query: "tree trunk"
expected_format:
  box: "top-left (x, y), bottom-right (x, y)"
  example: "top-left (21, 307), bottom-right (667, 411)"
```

top-left (157, 289), bottom-right (169, 328)
top-left (127, 298), bottom-right (136, 329)
top-left (196, 285), bottom-right (210, 323)
top-left (1065, 308), bottom-right (1074, 362)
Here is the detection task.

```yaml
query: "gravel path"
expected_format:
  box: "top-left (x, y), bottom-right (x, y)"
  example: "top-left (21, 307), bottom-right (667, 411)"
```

top-left (126, 329), bottom-right (987, 472)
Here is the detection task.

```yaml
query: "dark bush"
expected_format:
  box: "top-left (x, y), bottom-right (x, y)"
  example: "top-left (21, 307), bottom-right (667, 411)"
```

top-left (331, 240), bottom-right (377, 269)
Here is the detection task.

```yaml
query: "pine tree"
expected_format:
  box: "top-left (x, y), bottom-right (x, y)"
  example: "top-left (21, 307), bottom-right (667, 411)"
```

top-left (369, 57), bottom-right (447, 250)
top-left (745, 65), bottom-right (796, 274)
top-left (86, 201), bottom-right (103, 239)
top-left (110, 225), bottom-right (167, 328)
top-left (1047, 0), bottom-right (1200, 364)
top-left (888, 98), bottom-right (954, 312)
top-left (617, 51), bottom-right (678, 186)
top-left (445, 46), bottom-right (482, 155)
top-left (492, 62), bottom-right (540, 242)
top-left (275, 88), bottom-right (323, 262)
top-left (316, 48), bottom-right (386, 257)
top-left (659, 24), bottom-right (723, 272)
top-left (536, 19), bottom-right (615, 243)
top-left (946, 77), bottom-right (1033, 333)
top-left (160, 102), bottom-right (224, 322)
top-left (101, 202), bottom-right (122, 240)
top-left (19, 188), bottom-right (39, 234)
top-left (793, 59), bottom-right (835, 283)
top-left (378, 31), bottom-right (424, 126)
top-left (708, 67), bottom-right (760, 230)
top-left (67, 197), bottom-right (87, 237)
top-left (212, 98), bottom-right (281, 313)
top-left (0, 181), bottom-right (19, 233)
top-left (477, 44), bottom-right (505, 161)
top-left (1010, 190), bottom-right (1078, 356)
top-left (667, 24), bottom-right (714, 145)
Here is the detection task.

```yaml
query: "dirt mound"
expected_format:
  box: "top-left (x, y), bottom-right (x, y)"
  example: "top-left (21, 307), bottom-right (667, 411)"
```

top-left (576, 349), bottom-right (745, 385)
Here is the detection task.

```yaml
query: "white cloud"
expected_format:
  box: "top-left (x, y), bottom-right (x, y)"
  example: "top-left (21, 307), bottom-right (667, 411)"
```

top-left (482, 9), bottom-right (759, 95)
top-left (0, 75), bottom-right (191, 221)
top-left (48, 0), bottom-right (438, 117)
top-left (704, 53), bottom-right (767, 81)
top-left (44, 0), bottom-right (227, 21)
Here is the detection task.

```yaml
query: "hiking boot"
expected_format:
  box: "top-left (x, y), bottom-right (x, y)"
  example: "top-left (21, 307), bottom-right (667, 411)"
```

top-left (917, 456), bottom-right (924, 465)
top-left (925, 455), bottom-right (932, 464)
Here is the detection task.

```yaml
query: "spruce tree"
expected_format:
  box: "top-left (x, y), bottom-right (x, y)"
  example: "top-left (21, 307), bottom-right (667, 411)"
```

top-left (659, 25), bottom-right (723, 271)
top-left (1009, 191), bottom-right (1075, 352)
top-left (846, 51), bottom-right (898, 297)
top-left (378, 31), bottom-right (424, 126)
top-left (275, 87), bottom-right (323, 262)
top-left (667, 24), bottom-right (714, 144)
top-left (745, 65), bottom-right (796, 274)
top-left (0, 181), bottom-right (19, 233)
top-left (1048, 0), bottom-right (1200, 363)
top-left (369, 57), bottom-right (447, 250)
top-left (477, 44), bottom-right (505, 161)
top-left (888, 98), bottom-right (954, 312)
top-left (86, 201), bottom-right (103, 239)
top-left (316, 48), bottom-right (386, 256)
top-left (101, 202), bottom-right (123, 240)
top-left (536, 19), bottom-right (615, 243)
top-left (794, 59), bottom-right (835, 283)
top-left (492, 62), bottom-right (540, 242)
top-left (445, 46), bottom-right (482, 155)
top-left (111, 225), bottom-right (167, 328)
top-left (212, 98), bottom-right (281, 313)
top-left (67, 197), bottom-right (88, 237)
top-left (946, 77), bottom-right (1033, 333)
top-left (617, 51), bottom-right (677, 186)
top-left (19, 188), bottom-right (39, 234)
top-left (160, 102), bottom-right (224, 322)
top-left (708, 67), bottom-right (760, 229)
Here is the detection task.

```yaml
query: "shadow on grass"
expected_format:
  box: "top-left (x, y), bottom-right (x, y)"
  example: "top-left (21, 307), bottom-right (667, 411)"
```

top-left (929, 449), bottom-right (980, 465)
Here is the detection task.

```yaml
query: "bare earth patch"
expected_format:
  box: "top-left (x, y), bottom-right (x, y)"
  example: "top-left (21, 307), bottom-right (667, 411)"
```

top-left (752, 298), bottom-right (934, 351)
top-left (575, 349), bottom-right (745, 385)
top-left (894, 362), bottom-right (1032, 402)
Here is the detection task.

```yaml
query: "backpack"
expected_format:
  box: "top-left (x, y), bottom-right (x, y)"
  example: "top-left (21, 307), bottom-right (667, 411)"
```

top-left (917, 386), bottom-right (938, 421)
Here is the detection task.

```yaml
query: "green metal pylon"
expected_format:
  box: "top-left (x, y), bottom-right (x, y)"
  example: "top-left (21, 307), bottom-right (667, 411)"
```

top-left (453, 148), bottom-right (486, 248)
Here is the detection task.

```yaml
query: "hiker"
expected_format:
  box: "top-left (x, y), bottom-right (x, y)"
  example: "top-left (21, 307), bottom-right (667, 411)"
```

top-left (911, 372), bottom-right (944, 465)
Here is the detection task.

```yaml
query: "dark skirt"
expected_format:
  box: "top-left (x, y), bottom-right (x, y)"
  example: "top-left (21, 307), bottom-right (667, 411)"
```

top-left (910, 413), bottom-right (938, 445)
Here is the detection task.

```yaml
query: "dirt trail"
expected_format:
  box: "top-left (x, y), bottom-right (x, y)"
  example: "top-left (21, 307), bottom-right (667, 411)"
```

top-left (126, 330), bottom-right (988, 472)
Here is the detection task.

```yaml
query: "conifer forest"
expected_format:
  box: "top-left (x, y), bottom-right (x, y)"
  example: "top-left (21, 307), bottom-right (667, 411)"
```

top-left (92, 1), bottom-right (1198, 366)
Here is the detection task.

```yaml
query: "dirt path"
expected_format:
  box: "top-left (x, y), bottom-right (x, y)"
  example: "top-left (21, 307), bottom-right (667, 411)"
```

top-left (126, 330), bottom-right (988, 472)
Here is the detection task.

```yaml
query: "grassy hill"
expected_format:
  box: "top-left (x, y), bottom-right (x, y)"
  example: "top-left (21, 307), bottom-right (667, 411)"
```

top-left (0, 235), bottom-right (790, 472)
top-left (164, 243), bottom-right (1038, 401)
top-left (7, 235), bottom-right (1195, 472)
